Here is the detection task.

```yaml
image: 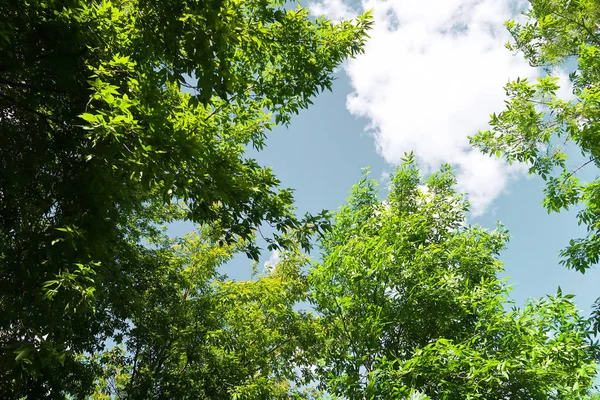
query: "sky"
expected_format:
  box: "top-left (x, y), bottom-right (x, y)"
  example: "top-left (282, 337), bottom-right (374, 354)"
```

top-left (174, 0), bottom-right (600, 314)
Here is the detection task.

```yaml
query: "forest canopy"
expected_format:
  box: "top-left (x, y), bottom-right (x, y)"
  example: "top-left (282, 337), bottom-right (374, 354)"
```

top-left (1, 0), bottom-right (600, 398)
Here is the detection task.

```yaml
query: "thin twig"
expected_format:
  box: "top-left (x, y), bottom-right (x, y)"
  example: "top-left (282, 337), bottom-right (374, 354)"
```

top-left (560, 157), bottom-right (597, 189)
top-left (549, 11), bottom-right (600, 47)
top-left (204, 84), bottom-right (256, 120)
top-left (0, 77), bottom-right (67, 94)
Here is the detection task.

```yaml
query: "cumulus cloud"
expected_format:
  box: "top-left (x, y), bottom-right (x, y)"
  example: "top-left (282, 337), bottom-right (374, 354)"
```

top-left (310, 0), bottom-right (543, 215)
top-left (264, 249), bottom-right (281, 274)
top-left (310, 0), bottom-right (356, 21)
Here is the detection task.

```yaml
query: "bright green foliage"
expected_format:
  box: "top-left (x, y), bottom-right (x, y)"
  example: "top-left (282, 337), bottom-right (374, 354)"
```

top-left (310, 156), bottom-right (598, 399)
top-left (0, 0), bottom-right (370, 396)
top-left (90, 230), bottom-right (322, 399)
top-left (470, 1), bottom-right (600, 283)
top-left (5, 0), bottom-right (599, 398)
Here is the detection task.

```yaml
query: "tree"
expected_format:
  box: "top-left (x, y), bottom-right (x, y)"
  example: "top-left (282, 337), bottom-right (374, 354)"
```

top-left (0, 0), bottom-right (371, 396)
top-left (90, 229), bottom-right (322, 399)
top-left (469, 0), bottom-right (600, 329)
top-left (309, 156), bottom-right (598, 399)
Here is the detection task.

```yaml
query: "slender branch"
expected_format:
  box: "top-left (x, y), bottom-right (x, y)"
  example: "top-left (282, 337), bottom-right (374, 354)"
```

top-left (245, 336), bottom-right (297, 377)
top-left (256, 225), bottom-right (269, 244)
top-left (529, 99), bottom-right (554, 107)
top-left (34, 49), bottom-right (87, 63)
top-left (560, 157), bottom-right (597, 189)
top-left (204, 84), bottom-right (256, 120)
top-left (181, 287), bottom-right (189, 302)
top-left (549, 11), bottom-right (600, 47)
top-left (109, 376), bottom-right (120, 398)
top-left (153, 338), bottom-right (174, 378)
top-left (332, 295), bottom-right (371, 374)
top-left (578, 17), bottom-right (600, 47)
top-left (114, 377), bottom-right (124, 400)
top-left (0, 77), bottom-right (67, 94)
top-left (130, 342), bottom-right (141, 387)
top-left (0, 93), bottom-right (67, 129)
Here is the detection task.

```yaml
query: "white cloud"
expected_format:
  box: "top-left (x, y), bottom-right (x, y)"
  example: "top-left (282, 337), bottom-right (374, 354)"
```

top-left (556, 70), bottom-right (574, 100)
top-left (311, 0), bottom-right (541, 215)
top-left (264, 249), bottom-right (281, 274)
top-left (310, 0), bottom-right (356, 21)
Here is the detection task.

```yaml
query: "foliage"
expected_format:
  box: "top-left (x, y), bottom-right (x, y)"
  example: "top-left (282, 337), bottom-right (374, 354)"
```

top-left (86, 159), bottom-right (599, 399)
top-left (469, 0), bottom-right (600, 327)
top-left (310, 156), bottom-right (598, 399)
top-left (0, 0), bottom-right (371, 396)
top-left (90, 230), bottom-right (322, 399)
top-left (4, 0), bottom-right (599, 398)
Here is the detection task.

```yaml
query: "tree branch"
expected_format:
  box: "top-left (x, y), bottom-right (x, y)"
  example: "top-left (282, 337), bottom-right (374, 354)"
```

top-left (549, 11), bottom-right (600, 47)
top-left (0, 93), bottom-right (63, 125)
top-left (560, 157), bottom-right (597, 189)
top-left (204, 84), bottom-right (256, 120)
top-left (0, 77), bottom-right (68, 95)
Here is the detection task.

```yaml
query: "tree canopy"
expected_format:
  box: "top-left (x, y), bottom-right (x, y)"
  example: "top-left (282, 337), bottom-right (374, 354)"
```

top-left (310, 157), bottom-right (598, 399)
top-left (0, 0), bottom-right (370, 396)
top-left (2, 0), bottom-right (600, 398)
top-left (61, 160), bottom-right (600, 399)
top-left (90, 230), bottom-right (321, 399)
top-left (470, 0), bottom-right (600, 330)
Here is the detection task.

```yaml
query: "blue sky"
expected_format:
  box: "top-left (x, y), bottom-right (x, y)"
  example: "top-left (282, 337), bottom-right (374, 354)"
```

top-left (254, 75), bottom-right (600, 313)
top-left (175, 0), bottom-right (600, 315)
